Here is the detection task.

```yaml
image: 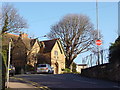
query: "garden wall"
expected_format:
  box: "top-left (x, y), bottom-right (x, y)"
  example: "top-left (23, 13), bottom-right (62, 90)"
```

top-left (81, 62), bottom-right (120, 82)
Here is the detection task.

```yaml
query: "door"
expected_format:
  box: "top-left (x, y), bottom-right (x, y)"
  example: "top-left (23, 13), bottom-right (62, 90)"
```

top-left (55, 62), bottom-right (59, 74)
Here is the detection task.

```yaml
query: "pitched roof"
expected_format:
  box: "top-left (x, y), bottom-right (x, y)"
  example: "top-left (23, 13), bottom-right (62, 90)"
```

top-left (2, 33), bottom-right (37, 50)
top-left (2, 33), bottom-right (19, 45)
top-left (21, 37), bottom-right (31, 50)
top-left (40, 39), bottom-right (59, 53)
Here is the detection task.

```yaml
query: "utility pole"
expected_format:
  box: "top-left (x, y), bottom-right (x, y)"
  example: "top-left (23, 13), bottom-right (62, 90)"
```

top-left (6, 38), bottom-right (12, 88)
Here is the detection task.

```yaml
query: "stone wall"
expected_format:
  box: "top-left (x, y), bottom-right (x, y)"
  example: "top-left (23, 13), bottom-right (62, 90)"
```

top-left (81, 62), bottom-right (120, 82)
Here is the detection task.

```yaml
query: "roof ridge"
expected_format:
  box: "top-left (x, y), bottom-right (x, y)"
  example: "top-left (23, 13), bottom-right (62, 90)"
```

top-left (7, 33), bottom-right (33, 40)
top-left (40, 38), bottom-right (59, 42)
top-left (7, 33), bottom-right (19, 37)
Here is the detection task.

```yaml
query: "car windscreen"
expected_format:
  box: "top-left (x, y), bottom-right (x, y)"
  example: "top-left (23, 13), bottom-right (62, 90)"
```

top-left (38, 65), bottom-right (46, 67)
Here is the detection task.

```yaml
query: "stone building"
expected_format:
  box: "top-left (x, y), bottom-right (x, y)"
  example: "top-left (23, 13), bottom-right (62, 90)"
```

top-left (37, 39), bottom-right (65, 74)
top-left (2, 33), bottom-right (65, 74)
top-left (3, 33), bottom-right (40, 74)
top-left (76, 64), bottom-right (87, 73)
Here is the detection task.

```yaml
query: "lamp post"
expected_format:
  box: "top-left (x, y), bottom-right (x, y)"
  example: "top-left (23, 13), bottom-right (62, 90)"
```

top-left (6, 38), bottom-right (12, 88)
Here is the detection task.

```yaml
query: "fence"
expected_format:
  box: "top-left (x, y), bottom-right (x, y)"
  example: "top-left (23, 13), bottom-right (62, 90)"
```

top-left (82, 49), bottom-right (109, 67)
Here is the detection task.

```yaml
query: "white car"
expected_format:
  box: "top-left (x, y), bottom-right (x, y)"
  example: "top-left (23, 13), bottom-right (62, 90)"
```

top-left (37, 64), bottom-right (54, 74)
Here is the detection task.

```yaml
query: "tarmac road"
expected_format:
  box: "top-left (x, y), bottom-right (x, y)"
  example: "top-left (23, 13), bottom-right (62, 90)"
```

top-left (9, 73), bottom-right (120, 89)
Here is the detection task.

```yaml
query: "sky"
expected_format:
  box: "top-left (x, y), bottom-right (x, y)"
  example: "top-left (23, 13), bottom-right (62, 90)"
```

top-left (2, 1), bottom-right (118, 64)
top-left (118, 2), bottom-right (120, 36)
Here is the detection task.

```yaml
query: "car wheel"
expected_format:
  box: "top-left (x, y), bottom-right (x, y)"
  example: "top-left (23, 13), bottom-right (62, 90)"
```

top-left (48, 70), bottom-right (51, 74)
top-left (52, 71), bottom-right (54, 74)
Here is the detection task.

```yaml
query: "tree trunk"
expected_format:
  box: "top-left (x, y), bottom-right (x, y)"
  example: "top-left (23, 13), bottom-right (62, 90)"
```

top-left (2, 57), bottom-right (6, 89)
top-left (66, 59), bottom-right (73, 69)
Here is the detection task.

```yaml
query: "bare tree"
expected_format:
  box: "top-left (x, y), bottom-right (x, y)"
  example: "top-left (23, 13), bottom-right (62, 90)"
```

top-left (47, 14), bottom-right (98, 68)
top-left (0, 3), bottom-right (28, 89)
top-left (0, 3), bottom-right (28, 34)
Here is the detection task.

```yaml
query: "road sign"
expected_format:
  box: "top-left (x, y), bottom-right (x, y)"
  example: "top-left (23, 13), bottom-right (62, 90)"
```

top-left (96, 39), bottom-right (102, 46)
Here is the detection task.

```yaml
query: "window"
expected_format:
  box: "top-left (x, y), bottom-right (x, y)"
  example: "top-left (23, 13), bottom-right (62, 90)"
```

top-left (38, 64), bottom-right (46, 67)
top-left (54, 51), bottom-right (58, 56)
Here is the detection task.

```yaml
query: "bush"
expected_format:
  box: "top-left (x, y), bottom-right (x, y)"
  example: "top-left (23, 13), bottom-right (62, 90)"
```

top-left (72, 62), bottom-right (77, 73)
top-left (63, 68), bottom-right (71, 73)
top-left (26, 65), bottom-right (34, 72)
top-left (109, 36), bottom-right (120, 63)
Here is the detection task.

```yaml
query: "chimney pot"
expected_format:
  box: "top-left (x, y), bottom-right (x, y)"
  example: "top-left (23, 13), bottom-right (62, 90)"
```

top-left (19, 33), bottom-right (28, 39)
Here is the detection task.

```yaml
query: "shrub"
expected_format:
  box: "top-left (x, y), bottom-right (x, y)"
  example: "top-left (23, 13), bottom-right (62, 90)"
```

top-left (26, 65), bottom-right (34, 72)
top-left (63, 68), bottom-right (71, 73)
top-left (109, 36), bottom-right (120, 63)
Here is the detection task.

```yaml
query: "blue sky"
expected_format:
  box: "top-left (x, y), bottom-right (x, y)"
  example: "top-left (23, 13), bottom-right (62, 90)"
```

top-left (6, 2), bottom-right (118, 64)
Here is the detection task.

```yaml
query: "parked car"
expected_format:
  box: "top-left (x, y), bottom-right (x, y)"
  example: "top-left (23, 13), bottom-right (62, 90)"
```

top-left (37, 64), bottom-right (54, 74)
top-left (9, 65), bottom-right (15, 76)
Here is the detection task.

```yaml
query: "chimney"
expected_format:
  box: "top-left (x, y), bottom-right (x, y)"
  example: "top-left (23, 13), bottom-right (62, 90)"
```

top-left (40, 41), bottom-right (45, 53)
top-left (19, 33), bottom-right (28, 39)
top-left (41, 41), bottom-right (45, 48)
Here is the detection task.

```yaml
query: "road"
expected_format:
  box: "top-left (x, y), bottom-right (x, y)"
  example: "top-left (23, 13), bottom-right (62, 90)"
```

top-left (10, 73), bottom-right (120, 89)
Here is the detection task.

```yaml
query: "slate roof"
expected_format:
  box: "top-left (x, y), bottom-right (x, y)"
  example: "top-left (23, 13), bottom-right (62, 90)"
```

top-left (40, 39), bottom-right (59, 53)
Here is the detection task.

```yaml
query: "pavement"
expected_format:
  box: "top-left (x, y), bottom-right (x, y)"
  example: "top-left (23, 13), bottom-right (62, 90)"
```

top-left (6, 76), bottom-right (50, 90)
top-left (8, 82), bottom-right (36, 88)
